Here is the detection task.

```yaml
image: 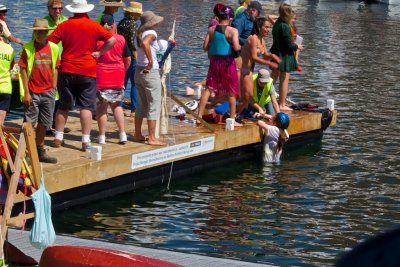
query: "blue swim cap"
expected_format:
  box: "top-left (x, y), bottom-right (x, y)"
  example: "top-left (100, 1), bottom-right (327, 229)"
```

top-left (276, 112), bottom-right (290, 129)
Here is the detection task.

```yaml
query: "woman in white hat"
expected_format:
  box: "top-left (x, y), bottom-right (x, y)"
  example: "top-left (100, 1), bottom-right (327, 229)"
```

top-left (133, 11), bottom-right (165, 146)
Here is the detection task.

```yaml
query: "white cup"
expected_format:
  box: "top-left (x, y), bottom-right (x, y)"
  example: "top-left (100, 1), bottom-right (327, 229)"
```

top-left (225, 118), bottom-right (235, 131)
top-left (91, 145), bottom-right (102, 160)
top-left (327, 99), bottom-right (335, 110)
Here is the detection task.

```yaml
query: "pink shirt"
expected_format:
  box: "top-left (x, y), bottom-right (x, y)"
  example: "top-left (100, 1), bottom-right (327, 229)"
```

top-left (96, 34), bottom-right (126, 89)
top-left (48, 14), bottom-right (113, 78)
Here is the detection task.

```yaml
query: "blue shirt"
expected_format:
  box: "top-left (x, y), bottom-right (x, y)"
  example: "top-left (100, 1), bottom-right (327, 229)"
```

top-left (231, 11), bottom-right (254, 46)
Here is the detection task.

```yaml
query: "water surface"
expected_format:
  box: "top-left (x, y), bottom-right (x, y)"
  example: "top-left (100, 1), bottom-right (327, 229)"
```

top-left (5, 0), bottom-right (400, 266)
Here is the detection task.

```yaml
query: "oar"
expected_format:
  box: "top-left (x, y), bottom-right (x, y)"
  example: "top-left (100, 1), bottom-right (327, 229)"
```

top-left (169, 94), bottom-right (215, 133)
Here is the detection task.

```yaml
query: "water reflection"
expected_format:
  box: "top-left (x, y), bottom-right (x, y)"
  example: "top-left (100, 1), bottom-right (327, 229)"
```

top-left (7, 0), bottom-right (400, 266)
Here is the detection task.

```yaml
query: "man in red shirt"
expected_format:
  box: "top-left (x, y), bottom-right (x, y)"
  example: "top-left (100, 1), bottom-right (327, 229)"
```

top-left (48, 0), bottom-right (116, 151)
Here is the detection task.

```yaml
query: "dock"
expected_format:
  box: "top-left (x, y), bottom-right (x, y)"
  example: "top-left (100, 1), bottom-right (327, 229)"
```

top-left (6, 98), bottom-right (337, 209)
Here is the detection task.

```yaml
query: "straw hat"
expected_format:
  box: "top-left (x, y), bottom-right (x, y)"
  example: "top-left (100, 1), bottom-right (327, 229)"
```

top-left (123, 1), bottom-right (143, 15)
top-left (99, 0), bottom-right (125, 7)
top-left (30, 18), bottom-right (49, 30)
top-left (139, 11), bottom-right (164, 32)
top-left (66, 0), bottom-right (94, 13)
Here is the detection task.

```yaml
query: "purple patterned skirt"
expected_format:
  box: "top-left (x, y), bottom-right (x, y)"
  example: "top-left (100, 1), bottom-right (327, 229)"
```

top-left (206, 55), bottom-right (239, 97)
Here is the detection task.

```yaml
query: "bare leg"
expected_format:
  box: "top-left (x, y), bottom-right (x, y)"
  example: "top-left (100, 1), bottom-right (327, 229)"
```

top-left (237, 72), bottom-right (253, 113)
top-left (35, 123), bottom-right (46, 146)
top-left (55, 109), bottom-right (68, 133)
top-left (0, 110), bottom-right (6, 126)
top-left (147, 119), bottom-right (166, 146)
top-left (110, 102), bottom-right (125, 133)
top-left (271, 69), bottom-right (280, 84)
top-left (197, 88), bottom-right (211, 123)
top-left (96, 102), bottom-right (108, 136)
top-left (80, 108), bottom-right (93, 136)
top-left (278, 71), bottom-right (293, 111)
top-left (133, 116), bottom-right (146, 141)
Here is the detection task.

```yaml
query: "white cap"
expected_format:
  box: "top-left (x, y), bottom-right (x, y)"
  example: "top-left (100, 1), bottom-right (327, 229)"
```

top-left (0, 5), bottom-right (8, 11)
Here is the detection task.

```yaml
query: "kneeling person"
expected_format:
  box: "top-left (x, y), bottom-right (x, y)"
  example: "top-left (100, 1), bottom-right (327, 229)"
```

top-left (19, 19), bottom-right (59, 163)
top-left (245, 69), bottom-right (279, 119)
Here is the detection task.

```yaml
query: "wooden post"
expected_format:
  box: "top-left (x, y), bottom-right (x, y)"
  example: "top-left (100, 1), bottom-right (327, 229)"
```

top-left (23, 123), bottom-right (41, 188)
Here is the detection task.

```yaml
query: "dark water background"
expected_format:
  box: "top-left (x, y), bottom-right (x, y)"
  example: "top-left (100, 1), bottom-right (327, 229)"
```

top-left (4, 0), bottom-right (400, 266)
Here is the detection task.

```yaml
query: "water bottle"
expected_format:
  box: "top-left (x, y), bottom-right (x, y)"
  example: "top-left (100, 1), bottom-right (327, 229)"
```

top-left (195, 85), bottom-right (202, 100)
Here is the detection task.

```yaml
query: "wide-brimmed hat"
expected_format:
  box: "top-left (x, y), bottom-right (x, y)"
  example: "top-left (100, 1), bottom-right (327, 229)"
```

top-left (123, 1), bottom-right (143, 14)
top-left (30, 18), bottom-right (49, 30)
top-left (0, 4), bottom-right (8, 11)
top-left (139, 11), bottom-right (164, 31)
top-left (99, 0), bottom-right (125, 7)
top-left (66, 0), bottom-right (94, 13)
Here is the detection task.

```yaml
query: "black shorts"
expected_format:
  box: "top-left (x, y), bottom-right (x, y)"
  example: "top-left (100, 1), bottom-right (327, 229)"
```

top-left (0, 93), bottom-right (11, 111)
top-left (58, 72), bottom-right (97, 112)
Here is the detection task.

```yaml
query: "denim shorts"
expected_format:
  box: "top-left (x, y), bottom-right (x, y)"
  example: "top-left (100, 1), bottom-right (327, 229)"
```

top-left (24, 90), bottom-right (56, 127)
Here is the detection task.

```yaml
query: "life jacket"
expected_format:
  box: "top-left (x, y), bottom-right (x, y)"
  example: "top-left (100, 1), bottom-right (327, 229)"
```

top-left (19, 41), bottom-right (59, 101)
top-left (0, 41), bottom-right (14, 94)
top-left (209, 25), bottom-right (233, 56)
top-left (253, 74), bottom-right (273, 107)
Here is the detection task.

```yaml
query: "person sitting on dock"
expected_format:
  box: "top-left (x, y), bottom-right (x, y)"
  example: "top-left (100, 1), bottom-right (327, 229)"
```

top-left (243, 68), bottom-right (279, 119)
top-left (48, 0), bottom-right (116, 152)
top-left (198, 6), bottom-right (242, 127)
top-left (19, 19), bottom-right (60, 164)
top-left (96, 14), bottom-right (131, 145)
top-left (257, 112), bottom-right (290, 163)
top-left (0, 23), bottom-right (14, 126)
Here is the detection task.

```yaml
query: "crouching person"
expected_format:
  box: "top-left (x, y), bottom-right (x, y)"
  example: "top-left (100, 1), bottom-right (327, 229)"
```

top-left (19, 19), bottom-right (59, 163)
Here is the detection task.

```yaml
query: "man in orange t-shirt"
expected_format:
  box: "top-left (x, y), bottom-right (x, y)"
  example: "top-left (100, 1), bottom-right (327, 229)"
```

top-left (48, 0), bottom-right (116, 151)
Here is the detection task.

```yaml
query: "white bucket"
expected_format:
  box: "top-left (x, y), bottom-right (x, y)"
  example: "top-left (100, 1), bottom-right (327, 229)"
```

top-left (327, 99), bottom-right (335, 110)
top-left (225, 118), bottom-right (235, 131)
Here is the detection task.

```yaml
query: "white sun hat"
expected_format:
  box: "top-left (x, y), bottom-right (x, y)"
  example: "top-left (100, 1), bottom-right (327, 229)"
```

top-left (66, 0), bottom-right (95, 13)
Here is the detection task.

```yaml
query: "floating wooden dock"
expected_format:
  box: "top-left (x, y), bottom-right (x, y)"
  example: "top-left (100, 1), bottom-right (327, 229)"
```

top-left (7, 98), bottom-right (336, 209)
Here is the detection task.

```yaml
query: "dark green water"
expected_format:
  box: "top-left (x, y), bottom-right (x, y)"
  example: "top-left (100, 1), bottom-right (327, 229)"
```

top-left (5, 0), bottom-right (400, 266)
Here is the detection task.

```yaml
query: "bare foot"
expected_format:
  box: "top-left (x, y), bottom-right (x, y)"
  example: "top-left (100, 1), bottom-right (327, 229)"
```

top-left (234, 122), bottom-right (243, 127)
top-left (280, 105), bottom-right (293, 111)
top-left (133, 135), bottom-right (147, 142)
top-left (147, 139), bottom-right (167, 146)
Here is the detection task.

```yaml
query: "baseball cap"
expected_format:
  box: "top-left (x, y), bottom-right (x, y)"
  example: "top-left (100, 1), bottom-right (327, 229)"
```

top-left (100, 14), bottom-right (114, 26)
top-left (248, 1), bottom-right (263, 14)
top-left (258, 69), bottom-right (271, 83)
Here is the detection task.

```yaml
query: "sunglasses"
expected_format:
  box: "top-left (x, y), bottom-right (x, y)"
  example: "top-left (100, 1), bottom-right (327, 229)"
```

top-left (52, 7), bottom-right (63, 11)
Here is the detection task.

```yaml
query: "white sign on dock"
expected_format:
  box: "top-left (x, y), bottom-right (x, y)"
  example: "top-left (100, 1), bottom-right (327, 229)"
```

top-left (131, 137), bottom-right (215, 170)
